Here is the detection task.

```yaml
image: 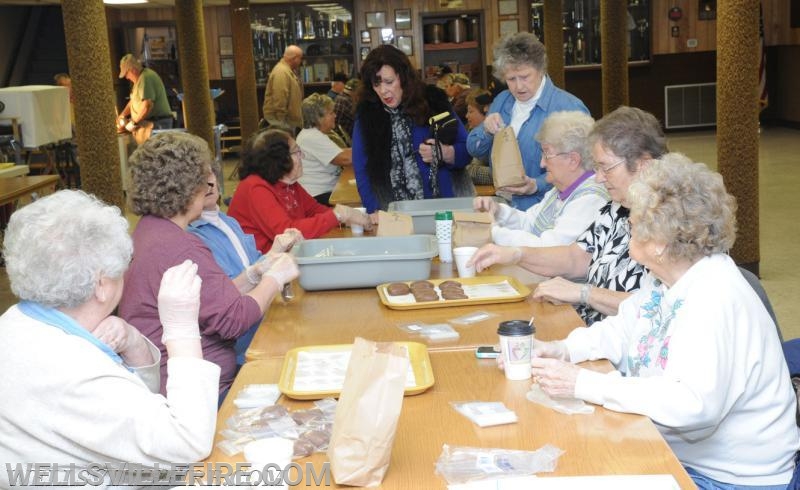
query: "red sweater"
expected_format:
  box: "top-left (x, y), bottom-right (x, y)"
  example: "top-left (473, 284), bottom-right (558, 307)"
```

top-left (228, 174), bottom-right (339, 253)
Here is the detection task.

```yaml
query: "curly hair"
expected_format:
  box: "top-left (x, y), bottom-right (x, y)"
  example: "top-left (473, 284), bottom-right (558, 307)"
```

top-left (356, 44), bottom-right (430, 125)
top-left (589, 106), bottom-right (667, 172)
top-left (301, 93), bottom-right (334, 129)
top-left (128, 131), bottom-right (211, 218)
top-left (465, 88), bottom-right (492, 114)
top-left (239, 128), bottom-right (293, 184)
top-left (493, 32), bottom-right (547, 79)
top-left (535, 111), bottom-right (595, 171)
top-left (628, 153), bottom-right (737, 263)
top-left (3, 190), bottom-right (132, 308)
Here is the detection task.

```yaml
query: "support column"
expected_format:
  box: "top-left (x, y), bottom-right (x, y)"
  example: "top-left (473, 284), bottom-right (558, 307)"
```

top-left (61, 0), bottom-right (123, 209)
top-left (543, 0), bottom-right (565, 89)
top-left (600, 1), bottom-right (628, 114)
top-left (230, 0), bottom-right (260, 145)
top-left (717, 1), bottom-right (760, 273)
top-left (175, 0), bottom-right (214, 149)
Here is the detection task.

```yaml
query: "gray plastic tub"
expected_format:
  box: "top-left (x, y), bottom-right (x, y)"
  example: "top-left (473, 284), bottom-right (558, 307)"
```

top-left (388, 197), bottom-right (495, 234)
top-left (292, 235), bottom-right (438, 291)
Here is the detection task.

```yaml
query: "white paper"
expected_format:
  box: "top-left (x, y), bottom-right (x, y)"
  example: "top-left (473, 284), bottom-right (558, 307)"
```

top-left (292, 348), bottom-right (416, 392)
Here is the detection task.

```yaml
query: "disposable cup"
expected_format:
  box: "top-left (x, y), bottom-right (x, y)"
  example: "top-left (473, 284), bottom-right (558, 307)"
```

top-left (243, 437), bottom-right (294, 488)
top-left (453, 246), bottom-right (478, 278)
top-left (497, 320), bottom-right (534, 381)
top-left (350, 207), bottom-right (367, 235)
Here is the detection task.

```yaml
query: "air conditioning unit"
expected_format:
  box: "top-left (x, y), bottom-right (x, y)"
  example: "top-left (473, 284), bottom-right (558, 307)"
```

top-left (664, 83), bottom-right (716, 129)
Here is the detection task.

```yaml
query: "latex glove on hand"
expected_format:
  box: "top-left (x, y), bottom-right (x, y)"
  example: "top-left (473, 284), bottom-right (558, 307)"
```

top-left (270, 228), bottom-right (304, 254)
top-left (124, 121), bottom-right (137, 132)
top-left (482, 113), bottom-right (505, 135)
top-left (334, 204), bottom-right (373, 231)
top-left (158, 260), bottom-right (203, 344)
top-left (499, 175), bottom-right (538, 196)
top-left (473, 196), bottom-right (499, 218)
top-left (531, 357), bottom-right (580, 398)
top-left (262, 252), bottom-right (299, 288)
top-left (467, 244), bottom-right (522, 273)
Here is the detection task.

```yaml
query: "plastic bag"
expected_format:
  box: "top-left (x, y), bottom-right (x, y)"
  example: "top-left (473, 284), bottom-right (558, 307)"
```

top-left (434, 444), bottom-right (564, 485)
top-left (526, 384), bottom-right (595, 415)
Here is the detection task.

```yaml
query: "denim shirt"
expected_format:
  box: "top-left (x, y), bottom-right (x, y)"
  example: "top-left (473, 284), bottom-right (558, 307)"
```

top-left (466, 76), bottom-right (589, 210)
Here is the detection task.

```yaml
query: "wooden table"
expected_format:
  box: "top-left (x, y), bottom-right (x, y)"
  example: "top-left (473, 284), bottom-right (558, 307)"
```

top-left (0, 174), bottom-right (58, 207)
top-left (245, 260), bottom-right (574, 361)
top-left (205, 350), bottom-right (694, 488)
top-left (329, 167), bottom-right (497, 208)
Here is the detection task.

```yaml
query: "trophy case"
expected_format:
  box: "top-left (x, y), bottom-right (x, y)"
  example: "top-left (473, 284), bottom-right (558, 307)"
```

top-left (250, 2), bottom-right (355, 91)
top-left (530, 0), bottom-right (651, 67)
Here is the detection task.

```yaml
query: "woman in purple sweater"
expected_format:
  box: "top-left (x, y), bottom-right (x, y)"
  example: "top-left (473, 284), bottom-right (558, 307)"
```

top-left (119, 132), bottom-right (299, 399)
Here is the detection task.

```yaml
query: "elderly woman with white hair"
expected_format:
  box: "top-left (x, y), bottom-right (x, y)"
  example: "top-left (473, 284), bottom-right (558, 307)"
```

top-left (528, 154), bottom-right (800, 489)
top-left (467, 32), bottom-right (588, 210)
top-left (297, 93), bottom-right (353, 206)
top-left (0, 190), bottom-right (218, 480)
top-left (473, 110), bottom-right (607, 248)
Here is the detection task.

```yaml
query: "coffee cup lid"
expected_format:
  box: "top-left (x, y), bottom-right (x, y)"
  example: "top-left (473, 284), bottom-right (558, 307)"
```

top-left (497, 320), bottom-right (534, 336)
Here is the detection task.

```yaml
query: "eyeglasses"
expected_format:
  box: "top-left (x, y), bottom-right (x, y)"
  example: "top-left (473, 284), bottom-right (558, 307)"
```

top-left (542, 151), bottom-right (571, 161)
top-left (290, 147), bottom-right (304, 158)
top-left (593, 158), bottom-right (626, 175)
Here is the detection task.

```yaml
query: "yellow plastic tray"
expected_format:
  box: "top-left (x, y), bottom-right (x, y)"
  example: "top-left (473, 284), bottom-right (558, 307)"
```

top-left (376, 275), bottom-right (531, 310)
top-left (278, 342), bottom-right (435, 400)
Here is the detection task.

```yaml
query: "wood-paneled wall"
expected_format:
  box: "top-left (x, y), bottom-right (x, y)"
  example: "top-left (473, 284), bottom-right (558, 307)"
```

top-left (109, 6), bottom-right (231, 80)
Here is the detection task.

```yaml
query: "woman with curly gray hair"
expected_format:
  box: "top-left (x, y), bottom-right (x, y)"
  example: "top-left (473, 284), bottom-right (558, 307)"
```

top-left (466, 32), bottom-right (588, 210)
top-left (473, 110), bottom-right (608, 248)
top-left (296, 93), bottom-right (352, 205)
top-left (0, 190), bottom-right (220, 475)
top-left (528, 154), bottom-right (799, 488)
top-left (119, 131), bottom-right (299, 400)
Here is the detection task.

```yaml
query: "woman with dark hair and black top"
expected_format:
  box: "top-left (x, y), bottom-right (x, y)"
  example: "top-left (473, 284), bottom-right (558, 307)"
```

top-left (228, 129), bottom-right (371, 253)
top-left (352, 45), bottom-right (473, 212)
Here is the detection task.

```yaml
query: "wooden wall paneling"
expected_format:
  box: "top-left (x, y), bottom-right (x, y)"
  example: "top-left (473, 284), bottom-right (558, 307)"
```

top-left (762, 0), bottom-right (800, 45)
top-left (204, 7), bottom-right (221, 80)
top-left (651, 0), bottom-right (716, 55)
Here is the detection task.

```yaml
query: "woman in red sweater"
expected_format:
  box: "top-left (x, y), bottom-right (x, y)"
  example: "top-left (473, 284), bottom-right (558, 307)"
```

top-left (228, 129), bottom-right (371, 253)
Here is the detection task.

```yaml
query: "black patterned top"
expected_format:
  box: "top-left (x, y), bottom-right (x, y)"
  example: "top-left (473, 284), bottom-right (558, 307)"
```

top-left (575, 202), bottom-right (647, 325)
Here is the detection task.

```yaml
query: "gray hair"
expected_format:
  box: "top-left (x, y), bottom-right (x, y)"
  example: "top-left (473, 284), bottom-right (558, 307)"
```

top-left (588, 106), bottom-right (667, 172)
top-left (3, 190), bottom-right (132, 308)
top-left (535, 111), bottom-right (595, 171)
top-left (492, 32), bottom-right (547, 79)
top-left (301, 93), bottom-right (334, 129)
top-left (628, 153), bottom-right (737, 263)
top-left (128, 131), bottom-right (211, 218)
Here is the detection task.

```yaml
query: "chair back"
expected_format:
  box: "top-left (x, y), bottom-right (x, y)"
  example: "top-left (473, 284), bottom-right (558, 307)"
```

top-left (739, 266), bottom-right (782, 342)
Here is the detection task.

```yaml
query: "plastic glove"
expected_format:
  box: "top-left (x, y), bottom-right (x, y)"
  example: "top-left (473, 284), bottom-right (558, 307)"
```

top-left (467, 244), bottom-right (522, 273)
top-left (334, 204), bottom-right (373, 230)
top-left (124, 121), bottom-right (137, 132)
top-left (262, 253), bottom-right (299, 288)
top-left (473, 196), bottom-right (499, 217)
top-left (532, 277), bottom-right (581, 306)
top-left (531, 357), bottom-right (580, 398)
top-left (533, 339), bottom-right (570, 361)
top-left (158, 260), bottom-right (202, 344)
top-left (499, 175), bottom-right (538, 196)
top-left (270, 228), bottom-right (304, 254)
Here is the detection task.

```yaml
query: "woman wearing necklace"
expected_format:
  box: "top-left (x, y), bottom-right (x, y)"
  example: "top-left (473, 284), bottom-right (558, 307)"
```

top-left (527, 154), bottom-right (799, 488)
top-left (352, 45), bottom-right (473, 213)
top-left (228, 128), bottom-right (372, 253)
top-left (0, 190), bottom-right (220, 476)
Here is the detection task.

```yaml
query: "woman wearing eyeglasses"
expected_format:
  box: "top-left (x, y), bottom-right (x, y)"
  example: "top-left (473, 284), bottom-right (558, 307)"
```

top-left (473, 110), bottom-right (608, 248)
top-left (120, 131), bottom-right (299, 400)
top-left (469, 106), bottom-right (666, 325)
top-left (228, 129), bottom-right (371, 253)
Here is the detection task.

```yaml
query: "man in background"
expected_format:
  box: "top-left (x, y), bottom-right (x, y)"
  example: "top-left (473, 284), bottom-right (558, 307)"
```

top-left (117, 54), bottom-right (173, 136)
top-left (263, 45), bottom-right (304, 133)
top-left (327, 72), bottom-right (347, 101)
top-left (333, 78), bottom-right (359, 138)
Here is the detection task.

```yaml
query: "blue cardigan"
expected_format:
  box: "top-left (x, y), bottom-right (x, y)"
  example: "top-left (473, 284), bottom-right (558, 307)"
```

top-left (467, 76), bottom-right (588, 210)
top-left (189, 212), bottom-right (263, 365)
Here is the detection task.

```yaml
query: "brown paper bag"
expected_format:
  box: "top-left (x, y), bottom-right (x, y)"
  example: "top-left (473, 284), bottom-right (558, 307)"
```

top-left (452, 211), bottom-right (492, 248)
top-left (491, 126), bottom-right (526, 188)
top-left (327, 337), bottom-right (409, 487)
top-left (131, 120), bottom-right (154, 146)
top-left (376, 211), bottom-right (414, 236)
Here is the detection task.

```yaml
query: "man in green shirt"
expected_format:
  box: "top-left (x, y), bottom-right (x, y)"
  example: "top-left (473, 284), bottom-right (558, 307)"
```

top-left (117, 54), bottom-right (173, 135)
